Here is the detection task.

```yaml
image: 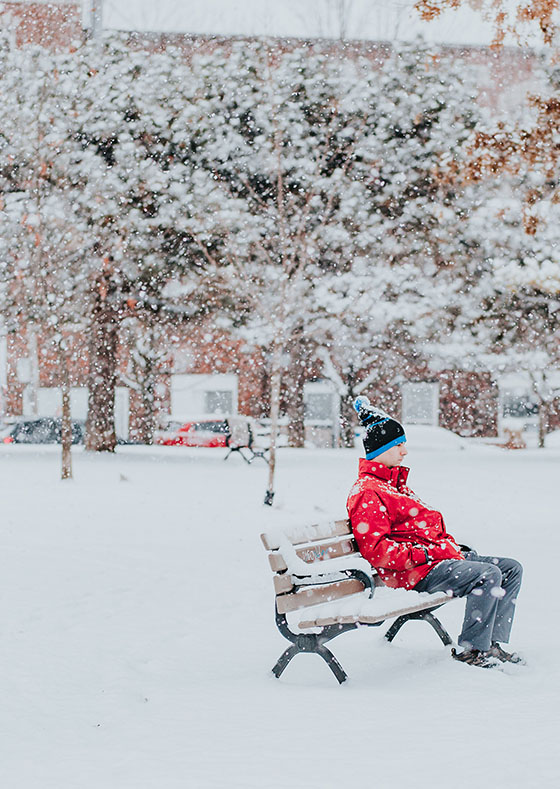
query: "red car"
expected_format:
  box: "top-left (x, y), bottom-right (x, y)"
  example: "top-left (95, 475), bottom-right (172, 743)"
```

top-left (155, 419), bottom-right (230, 447)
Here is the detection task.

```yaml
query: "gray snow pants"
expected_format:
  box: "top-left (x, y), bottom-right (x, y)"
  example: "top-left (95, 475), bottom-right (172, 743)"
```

top-left (414, 551), bottom-right (523, 652)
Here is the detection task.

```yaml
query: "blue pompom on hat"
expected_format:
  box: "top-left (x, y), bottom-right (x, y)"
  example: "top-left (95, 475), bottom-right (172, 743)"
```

top-left (354, 396), bottom-right (406, 460)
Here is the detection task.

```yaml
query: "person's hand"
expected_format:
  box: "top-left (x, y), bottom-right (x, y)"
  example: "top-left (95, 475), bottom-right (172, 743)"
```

top-left (412, 545), bottom-right (430, 564)
top-left (426, 541), bottom-right (464, 561)
top-left (457, 543), bottom-right (475, 555)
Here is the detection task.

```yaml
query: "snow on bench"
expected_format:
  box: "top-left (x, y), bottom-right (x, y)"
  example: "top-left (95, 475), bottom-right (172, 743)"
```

top-left (261, 518), bottom-right (453, 684)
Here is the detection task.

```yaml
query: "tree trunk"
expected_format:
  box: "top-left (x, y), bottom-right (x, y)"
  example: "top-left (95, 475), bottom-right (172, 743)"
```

top-left (265, 337), bottom-right (284, 506)
top-left (286, 382), bottom-right (305, 447)
top-left (139, 354), bottom-right (156, 444)
top-left (86, 275), bottom-right (118, 452)
top-left (530, 375), bottom-right (548, 449)
top-left (337, 369), bottom-right (359, 448)
top-left (60, 358), bottom-right (72, 480)
top-left (537, 402), bottom-right (547, 448)
top-left (339, 392), bottom-right (356, 448)
top-left (26, 327), bottom-right (40, 416)
top-left (284, 361), bottom-right (305, 449)
top-left (285, 324), bottom-right (313, 447)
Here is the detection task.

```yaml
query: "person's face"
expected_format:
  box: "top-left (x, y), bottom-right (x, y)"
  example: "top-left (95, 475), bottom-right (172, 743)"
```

top-left (375, 441), bottom-right (408, 468)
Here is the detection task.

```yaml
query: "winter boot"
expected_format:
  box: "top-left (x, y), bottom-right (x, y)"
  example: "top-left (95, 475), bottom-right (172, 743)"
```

top-left (451, 648), bottom-right (499, 669)
top-left (489, 642), bottom-right (525, 665)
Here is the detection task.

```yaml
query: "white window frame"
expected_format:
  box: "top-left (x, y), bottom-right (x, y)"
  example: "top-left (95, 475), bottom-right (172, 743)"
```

top-left (401, 381), bottom-right (440, 426)
top-left (22, 386), bottom-right (130, 438)
top-left (170, 373), bottom-right (238, 418)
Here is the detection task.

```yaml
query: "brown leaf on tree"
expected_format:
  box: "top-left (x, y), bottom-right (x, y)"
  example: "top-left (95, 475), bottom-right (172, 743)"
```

top-left (517, 0), bottom-right (558, 45)
top-left (416, 0), bottom-right (559, 47)
top-left (435, 72), bottom-right (560, 232)
top-left (416, 0), bottom-right (463, 22)
top-left (523, 213), bottom-right (539, 234)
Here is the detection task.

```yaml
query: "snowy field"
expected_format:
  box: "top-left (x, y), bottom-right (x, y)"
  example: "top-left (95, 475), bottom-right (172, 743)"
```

top-left (1, 431), bottom-right (558, 789)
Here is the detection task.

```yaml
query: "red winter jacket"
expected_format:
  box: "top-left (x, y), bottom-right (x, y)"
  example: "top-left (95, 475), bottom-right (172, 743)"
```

top-left (347, 458), bottom-right (464, 590)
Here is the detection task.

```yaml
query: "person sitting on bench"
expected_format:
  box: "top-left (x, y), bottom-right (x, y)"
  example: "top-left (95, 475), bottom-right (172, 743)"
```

top-left (347, 396), bottom-right (524, 669)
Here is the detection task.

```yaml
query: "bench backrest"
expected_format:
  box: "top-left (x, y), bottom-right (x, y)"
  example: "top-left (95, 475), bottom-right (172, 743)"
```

top-left (226, 417), bottom-right (253, 447)
top-left (261, 519), bottom-right (374, 614)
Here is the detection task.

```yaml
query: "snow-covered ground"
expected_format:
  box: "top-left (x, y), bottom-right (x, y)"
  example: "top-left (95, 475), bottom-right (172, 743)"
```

top-left (1, 435), bottom-right (558, 788)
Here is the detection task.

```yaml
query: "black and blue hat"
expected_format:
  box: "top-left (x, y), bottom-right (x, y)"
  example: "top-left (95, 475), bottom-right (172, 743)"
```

top-left (354, 396), bottom-right (406, 460)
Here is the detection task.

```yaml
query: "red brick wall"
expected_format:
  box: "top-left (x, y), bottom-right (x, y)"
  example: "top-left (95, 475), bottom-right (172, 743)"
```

top-left (3, 323), bottom-right (90, 416)
top-left (547, 399), bottom-right (560, 433)
top-left (168, 326), bottom-right (267, 417)
top-left (3, 2), bottom-right (82, 51)
top-left (439, 370), bottom-right (499, 437)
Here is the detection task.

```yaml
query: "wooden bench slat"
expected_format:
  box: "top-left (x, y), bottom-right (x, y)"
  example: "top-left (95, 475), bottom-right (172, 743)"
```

top-left (261, 519), bottom-right (351, 551)
top-left (273, 574), bottom-right (295, 595)
top-left (297, 594), bottom-right (452, 630)
top-left (266, 537), bottom-right (359, 575)
top-left (295, 537), bottom-right (358, 563)
top-left (260, 533), bottom-right (276, 551)
top-left (276, 578), bottom-right (366, 614)
top-left (268, 553), bottom-right (288, 573)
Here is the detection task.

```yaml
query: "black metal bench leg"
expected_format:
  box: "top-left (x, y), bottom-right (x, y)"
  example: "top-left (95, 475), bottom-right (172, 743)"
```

top-left (421, 611), bottom-right (453, 646)
top-left (248, 451), bottom-right (269, 465)
top-left (385, 610), bottom-right (453, 646)
top-left (224, 447), bottom-right (252, 464)
top-left (315, 645), bottom-right (348, 684)
top-left (384, 615), bottom-right (408, 643)
top-left (271, 645), bottom-right (299, 678)
top-left (272, 643), bottom-right (348, 684)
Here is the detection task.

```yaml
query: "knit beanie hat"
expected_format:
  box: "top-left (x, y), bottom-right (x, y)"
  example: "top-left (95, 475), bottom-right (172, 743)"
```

top-left (354, 396), bottom-right (406, 460)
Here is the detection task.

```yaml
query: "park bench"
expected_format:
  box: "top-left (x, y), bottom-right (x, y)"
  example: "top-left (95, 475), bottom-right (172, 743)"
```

top-left (503, 427), bottom-right (526, 450)
top-left (261, 518), bottom-right (454, 684)
top-left (224, 416), bottom-right (269, 465)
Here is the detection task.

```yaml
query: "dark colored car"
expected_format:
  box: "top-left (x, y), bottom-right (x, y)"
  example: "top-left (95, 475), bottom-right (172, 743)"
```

top-left (3, 418), bottom-right (86, 445)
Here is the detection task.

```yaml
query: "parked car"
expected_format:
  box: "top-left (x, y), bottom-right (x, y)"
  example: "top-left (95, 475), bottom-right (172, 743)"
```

top-left (155, 418), bottom-right (230, 447)
top-left (3, 417), bottom-right (86, 445)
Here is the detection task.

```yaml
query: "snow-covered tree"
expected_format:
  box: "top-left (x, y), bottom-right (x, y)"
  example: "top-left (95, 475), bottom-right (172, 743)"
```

top-left (169, 42), bottom-right (388, 499)
top-left (308, 41), bottom-right (491, 444)
top-left (120, 310), bottom-right (171, 444)
top-left (426, 185), bottom-right (560, 446)
top-left (1, 29), bottom-right (213, 452)
top-left (3, 21), bottom-right (555, 468)
top-left (66, 37), bottom-right (205, 450)
top-left (0, 31), bottom-right (97, 477)
top-left (311, 257), bottom-right (444, 445)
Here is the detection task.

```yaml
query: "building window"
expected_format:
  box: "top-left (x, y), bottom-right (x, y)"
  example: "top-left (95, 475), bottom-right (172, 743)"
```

top-left (205, 390), bottom-right (233, 414)
top-left (401, 382), bottom-right (439, 425)
top-left (501, 392), bottom-right (538, 419)
top-left (304, 393), bottom-right (333, 421)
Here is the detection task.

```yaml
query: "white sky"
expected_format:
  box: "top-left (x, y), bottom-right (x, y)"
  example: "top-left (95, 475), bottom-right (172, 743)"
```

top-left (93, 0), bottom-right (543, 47)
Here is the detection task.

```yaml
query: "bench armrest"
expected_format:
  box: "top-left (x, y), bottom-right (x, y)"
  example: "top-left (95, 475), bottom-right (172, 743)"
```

top-left (343, 568), bottom-right (375, 598)
top-left (289, 567), bottom-right (375, 599)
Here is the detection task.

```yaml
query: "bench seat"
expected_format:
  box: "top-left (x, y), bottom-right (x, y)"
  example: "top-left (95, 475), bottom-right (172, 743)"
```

top-left (294, 587), bottom-right (452, 630)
